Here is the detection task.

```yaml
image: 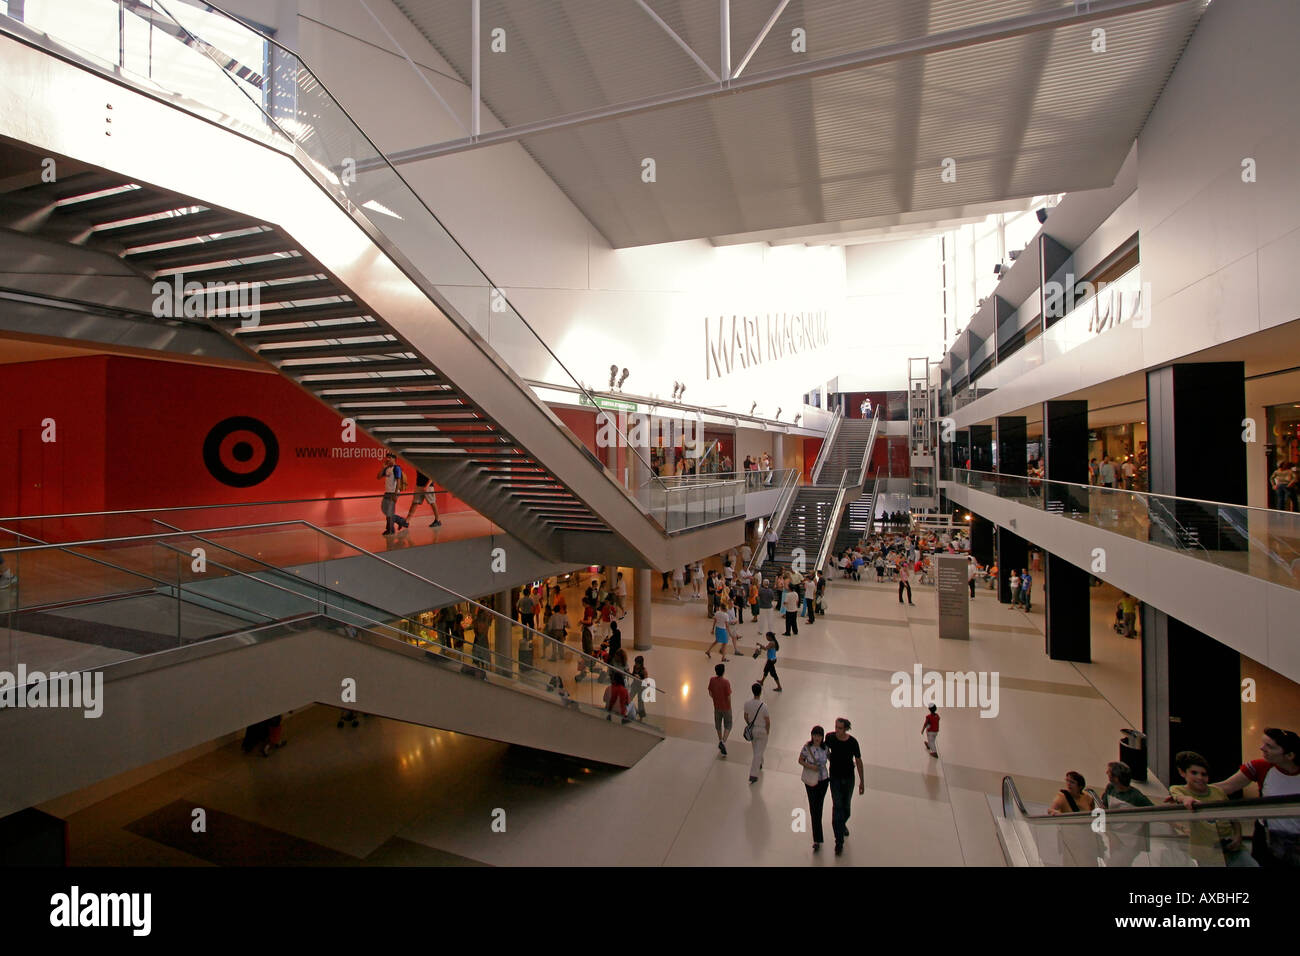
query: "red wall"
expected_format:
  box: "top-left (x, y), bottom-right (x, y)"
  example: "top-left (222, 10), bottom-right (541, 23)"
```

top-left (802, 437), bottom-right (823, 482)
top-left (0, 356), bottom-right (109, 519)
top-left (551, 405), bottom-right (626, 476)
top-left (1, 355), bottom-right (476, 538)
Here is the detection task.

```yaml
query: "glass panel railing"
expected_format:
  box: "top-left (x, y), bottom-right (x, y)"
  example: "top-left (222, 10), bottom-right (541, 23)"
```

top-left (0, 0), bottom-right (717, 528)
top-left (954, 469), bottom-right (1300, 590)
top-left (1001, 776), bottom-right (1300, 867)
top-left (0, 519), bottom-right (671, 728)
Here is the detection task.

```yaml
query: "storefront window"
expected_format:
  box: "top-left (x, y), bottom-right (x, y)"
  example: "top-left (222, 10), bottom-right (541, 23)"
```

top-left (1265, 403), bottom-right (1300, 510)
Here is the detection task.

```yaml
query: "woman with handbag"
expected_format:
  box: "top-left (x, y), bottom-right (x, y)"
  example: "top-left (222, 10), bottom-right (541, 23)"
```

top-left (798, 725), bottom-right (830, 851)
top-left (743, 682), bottom-right (769, 784)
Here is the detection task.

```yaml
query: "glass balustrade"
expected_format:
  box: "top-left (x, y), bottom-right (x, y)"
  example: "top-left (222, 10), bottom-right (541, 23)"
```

top-left (1001, 776), bottom-right (1300, 867)
top-left (954, 469), bottom-right (1300, 590)
top-left (0, 519), bottom-right (670, 728)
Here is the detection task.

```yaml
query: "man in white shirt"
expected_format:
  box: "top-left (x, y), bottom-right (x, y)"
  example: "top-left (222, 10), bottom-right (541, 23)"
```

top-left (764, 527), bottom-right (779, 564)
top-left (377, 452), bottom-right (409, 535)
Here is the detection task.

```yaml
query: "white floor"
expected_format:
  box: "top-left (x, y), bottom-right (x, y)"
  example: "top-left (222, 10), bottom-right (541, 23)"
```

top-left (45, 569), bottom-right (1152, 866)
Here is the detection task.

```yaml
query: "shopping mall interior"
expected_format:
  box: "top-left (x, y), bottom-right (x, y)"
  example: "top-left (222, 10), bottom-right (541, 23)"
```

top-left (0, 0), bottom-right (1297, 881)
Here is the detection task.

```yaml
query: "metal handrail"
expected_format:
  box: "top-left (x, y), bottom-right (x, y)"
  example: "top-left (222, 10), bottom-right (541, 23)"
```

top-left (953, 469), bottom-right (1276, 519)
top-left (810, 406), bottom-right (843, 486)
top-left (814, 470), bottom-right (853, 574)
top-left (750, 468), bottom-right (801, 573)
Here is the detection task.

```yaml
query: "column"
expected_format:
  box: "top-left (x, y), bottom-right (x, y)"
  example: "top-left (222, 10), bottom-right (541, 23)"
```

top-left (969, 424), bottom-right (993, 474)
top-left (773, 432), bottom-right (785, 471)
top-left (633, 568), bottom-right (652, 650)
top-left (1044, 555), bottom-right (1090, 661)
top-left (1042, 400), bottom-right (1091, 661)
top-left (995, 526), bottom-right (1027, 604)
top-left (494, 588), bottom-right (514, 676)
top-left (1141, 363), bottom-right (1246, 783)
top-left (995, 416), bottom-right (1027, 476)
top-left (970, 513), bottom-right (994, 566)
top-left (1146, 362), bottom-right (1247, 547)
top-left (1141, 606), bottom-right (1241, 786)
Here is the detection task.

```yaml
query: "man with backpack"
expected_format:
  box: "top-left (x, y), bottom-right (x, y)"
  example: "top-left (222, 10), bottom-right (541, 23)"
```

top-left (378, 452), bottom-right (409, 535)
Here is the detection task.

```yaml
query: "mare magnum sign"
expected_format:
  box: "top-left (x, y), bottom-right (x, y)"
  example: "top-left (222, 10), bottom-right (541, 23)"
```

top-left (705, 311), bottom-right (831, 380)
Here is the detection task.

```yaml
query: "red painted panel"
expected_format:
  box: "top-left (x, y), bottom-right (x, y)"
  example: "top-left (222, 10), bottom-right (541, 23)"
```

top-left (0, 356), bottom-right (481, 541)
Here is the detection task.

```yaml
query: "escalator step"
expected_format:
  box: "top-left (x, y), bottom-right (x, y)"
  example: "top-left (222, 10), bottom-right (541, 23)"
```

top-left (177, 256), bottom-right (323, 285)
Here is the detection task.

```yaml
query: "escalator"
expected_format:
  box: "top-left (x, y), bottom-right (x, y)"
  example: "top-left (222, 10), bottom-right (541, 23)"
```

top-left (0, 0), bottom-right (745, 569)
top-left (996, 775), bottom-right (1300, 867)
top-left (0, 518), bottom-right (667, 816)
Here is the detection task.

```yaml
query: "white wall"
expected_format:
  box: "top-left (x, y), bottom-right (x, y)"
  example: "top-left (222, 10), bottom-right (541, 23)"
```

top-left (842, 238), bottom-right (947, 389)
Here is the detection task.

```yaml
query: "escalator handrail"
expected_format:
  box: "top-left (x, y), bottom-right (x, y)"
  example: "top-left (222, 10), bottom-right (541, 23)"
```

top-left (1003, 775), bottom-right (1300, 826)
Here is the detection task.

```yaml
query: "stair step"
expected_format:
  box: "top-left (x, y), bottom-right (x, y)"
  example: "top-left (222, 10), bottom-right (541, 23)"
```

top-left (97, 208), bottom-right (252, 247)
top-left (179, 256), bottom-right (322, 285)
top-left (288, 358), bottom-right (429, 376)
top-left (217, 300), bottom-right (372, 326)
top-left (235, 319), bottom-right (380, 344)
top-left (127, 230), bottom-right (292, 271)
top-left (241, 278), bottom-right (343, 305)
top-left (258, 341), bottom-right (405, 361)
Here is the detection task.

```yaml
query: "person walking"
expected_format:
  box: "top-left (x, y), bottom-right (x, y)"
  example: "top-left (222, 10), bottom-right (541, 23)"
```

top-left (629, 656), bottom-right (649, 721)
top-left (707, 663), bottom-right (734, 757)
top-left (743, 682), bottom-right (769, 784)
top-left (804, 573), bottom-right (817, 625)
top-left (781, 581), bottom-right (801, 636)
top-left (968, 557), bottom-right (977, 598)
top-left (756, 577), bottom-right (777, 637)
top-left (897, 560), bottom-right (914, 605)
top-left (377, 452), bottom-right (409, 536)
top-left (755, 631), bottom-right (782, 692)
top-left (1020, 569), bottom-right (1033, 612)
top-left (706, 598), bottom-right (735, 660)
top-left (921, 704), bottom-right (940, 757)
top-left (798, 725), bottom-right (831, 852)
top-left (1009, 569), bottom-right (1021, 608)
top-left (603, 671), bottom-right (630, 723)
top-left (764, 526), bottom-right (778, 564)
top-left (544, 604), bottom-right (569, 662)
top-left (405, 471), bottom-right (442, 527)
top-left (517, 587), bottom-right (537, 633)
top-left (825, 717), bottom-right (865, 855)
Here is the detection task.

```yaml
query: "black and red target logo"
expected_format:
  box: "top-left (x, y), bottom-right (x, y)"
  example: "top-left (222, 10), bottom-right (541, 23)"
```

top-left (202, 416), bottom-right (280, 488)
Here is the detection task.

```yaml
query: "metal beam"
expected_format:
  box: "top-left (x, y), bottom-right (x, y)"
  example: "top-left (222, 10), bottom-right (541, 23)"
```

top-left (732, 0), bottom-right (790, 79)
top-left (720, 0), bottom-right (731, 81)
top-left (471, 0), bottom-right (481, 139)
top-left (631, 0), bottom-right (719, 84)
top-left (383, 0), bottom-right (1194, 166)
